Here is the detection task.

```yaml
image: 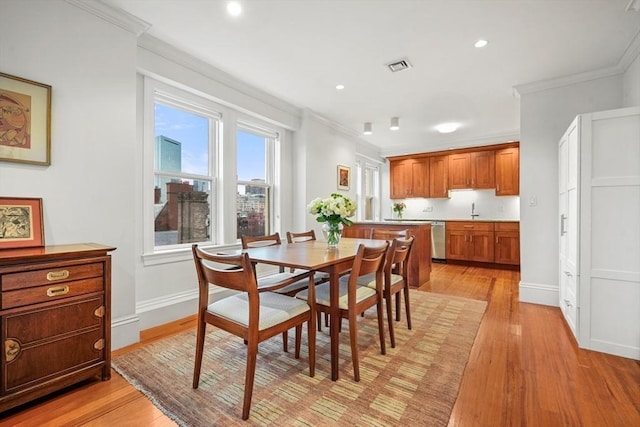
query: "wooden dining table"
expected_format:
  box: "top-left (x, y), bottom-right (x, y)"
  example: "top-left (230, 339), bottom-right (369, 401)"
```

top-left (240, 237), bottom-right (387, 381)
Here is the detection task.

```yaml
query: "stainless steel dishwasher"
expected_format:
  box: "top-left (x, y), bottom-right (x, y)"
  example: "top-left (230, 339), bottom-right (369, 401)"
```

top-left (430, 221), bottom-right (446, 262)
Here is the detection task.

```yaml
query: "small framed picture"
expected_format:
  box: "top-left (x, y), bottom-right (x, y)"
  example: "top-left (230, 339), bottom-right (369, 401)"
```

top-left (0, 197), bottom-right (44, 249)
top-left (337, 164), bottom-right (350, 191)
top-left (0, 72), bottom-right (52, 166)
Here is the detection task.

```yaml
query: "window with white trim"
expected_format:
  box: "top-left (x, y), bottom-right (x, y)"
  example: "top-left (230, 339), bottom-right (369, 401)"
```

top-left (356, 160), bottom-right (381, 221)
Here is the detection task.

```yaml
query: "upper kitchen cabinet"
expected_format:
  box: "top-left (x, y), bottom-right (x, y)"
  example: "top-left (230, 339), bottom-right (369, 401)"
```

top-left (448, 151), bottom-right (495, 190)
top-left (495, 147), bottom-right (519, 196)
top-left (390, 157), bottom-right (429, 198)
top-left (429, 155), bottom-right (449, 198)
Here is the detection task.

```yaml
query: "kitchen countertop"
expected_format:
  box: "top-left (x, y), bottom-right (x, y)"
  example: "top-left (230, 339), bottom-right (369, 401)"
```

top-left (380, 218), bottom-right (520, 223)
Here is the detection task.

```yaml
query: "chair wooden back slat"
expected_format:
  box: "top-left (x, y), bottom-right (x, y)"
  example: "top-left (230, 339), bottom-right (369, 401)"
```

top-left (348, 243), bottom-right (388, 298)
top-left (286, 230), bottom-right (316, 243)
top-left (241, 233), bottom-right (282, 249)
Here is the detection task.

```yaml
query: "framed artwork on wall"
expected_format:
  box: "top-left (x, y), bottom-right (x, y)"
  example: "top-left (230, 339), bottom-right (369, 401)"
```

top-left (0, 197), bottom-right (44, 249)
top-left (0, 72), bottom-right (52, 166)
top-left (337, 164), bottom-right (350, 191)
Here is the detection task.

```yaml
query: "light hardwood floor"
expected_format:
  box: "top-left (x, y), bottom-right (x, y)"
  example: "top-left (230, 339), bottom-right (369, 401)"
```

top-left (1, 263), bottom-right (638, 426)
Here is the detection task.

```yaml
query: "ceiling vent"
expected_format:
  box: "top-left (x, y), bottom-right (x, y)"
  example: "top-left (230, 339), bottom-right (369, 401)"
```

top-left (386, 58), bottom-right (412, 73)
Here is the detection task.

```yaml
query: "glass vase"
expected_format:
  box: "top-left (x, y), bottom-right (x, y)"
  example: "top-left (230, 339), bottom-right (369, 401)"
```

top-left (322, 222), bottom-right (343, 248)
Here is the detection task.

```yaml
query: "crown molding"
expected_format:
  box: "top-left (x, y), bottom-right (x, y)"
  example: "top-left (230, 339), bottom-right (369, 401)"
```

top-left (65, 0), bottom-right (151, 36)
top-left (514, 26), bottom-right (640, 96)
top-left (302, 109), bottom-right (361, 140)
top-left (138, 34), bottom-right (302, 119)
top-left (379, 130), bottom-right (520, 158)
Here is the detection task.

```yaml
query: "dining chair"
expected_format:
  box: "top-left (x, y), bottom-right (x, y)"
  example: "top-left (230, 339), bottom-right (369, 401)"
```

top-left (241, 232), bottom-right (314, 352)
top-left (295, 243), bottom-right (388, 382)
top-left (191, 244), bottom-right (316, 420)
top-left (286, 230), bottom-right (332, 330)
top-left (371, 228), bottom-right (408, 240)
top-left (363, 236), bottom-right (415, 348)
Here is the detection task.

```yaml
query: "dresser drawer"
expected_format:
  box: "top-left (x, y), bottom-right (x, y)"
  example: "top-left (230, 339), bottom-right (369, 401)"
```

top-left (495, 222), bottom-right (519, 232)
top-left (3, 328), bottom-right (104, 393)
top-left (4, 296), bottom-right (104, 343)
top-left (1, 278), bottom-right (104, 310)
top-left (1, 262), bottom-right (103, 292)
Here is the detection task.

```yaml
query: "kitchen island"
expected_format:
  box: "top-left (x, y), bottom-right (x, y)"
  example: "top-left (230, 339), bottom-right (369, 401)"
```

top-left (342, 221), bottom-right (431, 286)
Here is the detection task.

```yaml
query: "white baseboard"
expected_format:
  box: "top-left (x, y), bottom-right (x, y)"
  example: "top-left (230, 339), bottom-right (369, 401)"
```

top-left (589, 339), bottom-right (640, 361)
top-left (135, 286), bottom-right (237, 331)
top-left (111, 314), bottom-right (140, 350)
top-left (519, 281), bottom-right (559, 307)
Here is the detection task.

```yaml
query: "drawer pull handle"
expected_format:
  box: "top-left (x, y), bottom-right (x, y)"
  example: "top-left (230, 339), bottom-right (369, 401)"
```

top-left (47, 285), bottom-right (70, 297)
top-left (5, 339), bottom-right (21, 362)
top-left (564, 271), bottom-right (573, 277)
top-left (564, 299), bottom-right (572, 308)
top-left (47, 270), bottom-right (70, 281)
top-left (94, 306), bottom-right (105, 318)
top-left (94, 339), bottom-right (105, 351)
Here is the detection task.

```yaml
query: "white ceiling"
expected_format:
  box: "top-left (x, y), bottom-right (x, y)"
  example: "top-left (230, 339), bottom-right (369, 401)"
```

top-left (101, 0), bottom-right (640, 155)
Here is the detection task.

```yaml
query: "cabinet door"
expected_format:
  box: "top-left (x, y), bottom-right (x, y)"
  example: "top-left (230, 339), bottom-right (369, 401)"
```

top-left (446, 230), bottom-right (468, 260)
top-left (448, 153), bottom-right (471, 189)
top-left (410, 158), bottom-right (429, 197)
top-left (390, 160), bottom-right (410, 199)
top-left (468, 230), bottom-right (494, 262)
top-left (495, 232), bottom-right (520, 265)
top-left (495, 147), bottom-right (519, 195)
top-left (429, 155), bottom-right (449, 198)
top-left (471, 151), bottom-right (495, 189)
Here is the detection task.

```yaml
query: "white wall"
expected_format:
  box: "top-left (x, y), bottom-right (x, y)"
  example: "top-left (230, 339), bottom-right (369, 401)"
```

top-left (623, 53), bottom-right (640, 107)
top-left (0, 0), bottom-right (139, 348)
top-left (294, 111), bottom-right (360, 237)
top-left (518, 75), bottom-right (625, 306)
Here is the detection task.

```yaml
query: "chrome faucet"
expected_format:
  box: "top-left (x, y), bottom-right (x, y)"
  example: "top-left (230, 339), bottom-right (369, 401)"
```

top-left (471, 203), bottom-right (479, 219)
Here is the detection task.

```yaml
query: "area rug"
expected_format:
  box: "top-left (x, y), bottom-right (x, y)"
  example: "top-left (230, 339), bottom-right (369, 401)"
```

top-left (112, 291), bottom-right (486, 426)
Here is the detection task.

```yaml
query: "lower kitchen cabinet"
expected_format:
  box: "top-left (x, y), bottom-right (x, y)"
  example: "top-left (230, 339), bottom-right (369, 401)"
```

top-left (0, 243), bottom-right (116, 413)
top-left (446, 222), bottom-right (494, 263)
top-left (494, 222), bottom-right (520, 265)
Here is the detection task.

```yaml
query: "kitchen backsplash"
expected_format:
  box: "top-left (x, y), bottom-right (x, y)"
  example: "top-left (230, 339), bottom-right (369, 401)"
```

top-left (390, 189), bottom-right (520, 220)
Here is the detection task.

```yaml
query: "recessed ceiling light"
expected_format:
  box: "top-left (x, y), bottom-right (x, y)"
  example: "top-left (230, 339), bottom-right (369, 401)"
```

top-left (335, 84), bottom-right (345, 90)
top-left (390, 117), bottom-right (400, 131)
top-left (435, 123), bottom-right (460, 133)
top-left (474, 39), bottom-right (488, 48)
top-left (363, 122), bottom-right (372, 135)
top-left (227, 1), bottom-right (242, 17)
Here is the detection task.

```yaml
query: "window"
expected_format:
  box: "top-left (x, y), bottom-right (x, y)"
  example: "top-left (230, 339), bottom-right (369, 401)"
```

top-left (236, 123), bottom-right (276, 239)
top-left (356, 160), bottom-right (380, 221)
top-left (151, 92), bottom-right (218, 249)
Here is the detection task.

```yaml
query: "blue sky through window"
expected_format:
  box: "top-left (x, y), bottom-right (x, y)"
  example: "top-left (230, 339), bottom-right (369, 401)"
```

top-left (155, 103), bottom-right (265, 181)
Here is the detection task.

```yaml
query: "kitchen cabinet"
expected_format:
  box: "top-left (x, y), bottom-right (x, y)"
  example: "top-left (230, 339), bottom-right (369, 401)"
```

top-left (448, 151), bottom-right (495, 190)
top-left (495, 147), bottom-right (519, 195)
top-left (429, 155), bottom-right (449, 198)
top-left (390, 157), bottom-right (429, 198)
top-left (342, 222), bottom-right (431, 286)
top-left (0, 243), bottom-right (116, 412)
top-left (494, 222), bottom-right (520, 265)
top-left (445, 221), bottom-right (494, 263)
top-left (558, 106), bottom-right (640, 360)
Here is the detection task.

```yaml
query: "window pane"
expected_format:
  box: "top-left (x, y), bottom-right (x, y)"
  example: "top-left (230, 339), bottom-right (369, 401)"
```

top-left (237, 184), bottom-right (269, 238)
top-left (154, 103), bottom-right (209, 175)
top-left (236, 130), bottom-right (266, 181)
top-left (154, 177), bottom-right (212, 247)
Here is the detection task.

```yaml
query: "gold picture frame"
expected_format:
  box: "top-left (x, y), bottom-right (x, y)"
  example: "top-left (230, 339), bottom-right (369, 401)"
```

top-left (337, 164), bottom-right (350, 191)
top-left (0, 72), bottom-right (51, 166)
top-left (0, 197), bottom-right (45, 249)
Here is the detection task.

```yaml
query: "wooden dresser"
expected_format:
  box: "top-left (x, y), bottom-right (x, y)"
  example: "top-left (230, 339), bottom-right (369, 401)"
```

top-left (0, 243), bottom-right (116, 412)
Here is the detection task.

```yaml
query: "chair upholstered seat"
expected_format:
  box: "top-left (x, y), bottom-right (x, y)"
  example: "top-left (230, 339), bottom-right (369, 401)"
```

top-left (209, 292), bottom-right (311, 331)
top-left (363, 273), bottom-right (403, 289)
top-left (296, 281), bottom-right (376, 310)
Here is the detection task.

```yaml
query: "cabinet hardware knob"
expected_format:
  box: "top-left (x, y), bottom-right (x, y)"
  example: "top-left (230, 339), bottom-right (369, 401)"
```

top-left (47, 270), bottom-right (70, 281)
top-left (47, 285), bottom-right (70, 297)
top-left (94, 306), bottom-right (105, 318)
top-left (94, 339), bottom-right (105, 351)
top-left (5, 339), bottom-right (21, 362)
